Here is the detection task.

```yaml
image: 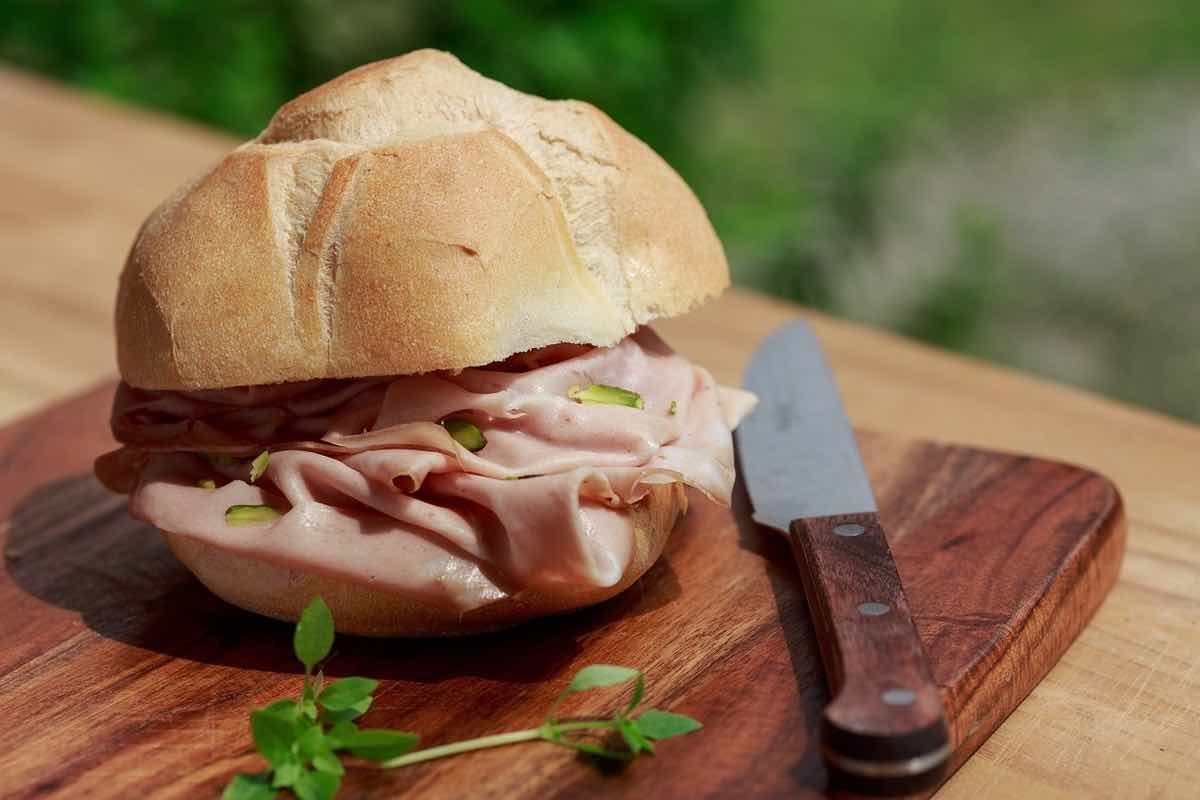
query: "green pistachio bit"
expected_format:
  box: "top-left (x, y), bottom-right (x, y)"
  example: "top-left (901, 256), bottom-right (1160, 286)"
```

top-left (197, 478), bottom-right (218, 491)
top-left (225, 505), bottom-right (282, 526)
top-left (440, 418), bottom-right (487, 452)
top-left (249, 450), bottom-right (270, 483)
top-left (567, 383), bottom-right (644, 409)
top-left (668, 400), bottom-right (678, 416)
top-left (504, 475), bottom-right (520, 481)
top-left (205, 453), bottom-right (238, 467)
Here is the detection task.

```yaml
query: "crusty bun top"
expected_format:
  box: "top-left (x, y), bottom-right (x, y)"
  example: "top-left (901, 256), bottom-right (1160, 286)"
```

top-left (116, 49), bottom-right (729, 390)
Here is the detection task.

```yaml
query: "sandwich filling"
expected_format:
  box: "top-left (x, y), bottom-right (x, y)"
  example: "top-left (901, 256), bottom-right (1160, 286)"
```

top-left (97, 328), bottom-right (757, 611)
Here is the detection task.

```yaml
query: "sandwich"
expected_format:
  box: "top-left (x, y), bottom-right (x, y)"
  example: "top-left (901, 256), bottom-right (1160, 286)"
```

top-left (95, 50), bottom-right (757, 636)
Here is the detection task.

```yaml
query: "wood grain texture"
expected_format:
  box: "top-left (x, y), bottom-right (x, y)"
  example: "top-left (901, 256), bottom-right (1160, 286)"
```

top-left (1, 67), bottom-right (1197, 797)
top-left (0, 384), bottom-right (1122, 798)
top-left (0, 70), bottom-right (230, 424)
top-left (792, 512), bottom-right (949, 795)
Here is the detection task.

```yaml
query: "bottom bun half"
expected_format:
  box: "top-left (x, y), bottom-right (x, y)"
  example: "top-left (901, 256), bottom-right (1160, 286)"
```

top-left (163, 483), bottom-right (687, 637)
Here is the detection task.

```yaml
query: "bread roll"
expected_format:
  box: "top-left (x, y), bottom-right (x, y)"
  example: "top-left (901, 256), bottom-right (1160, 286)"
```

top-left (116, 49), bottom-right (729, 390)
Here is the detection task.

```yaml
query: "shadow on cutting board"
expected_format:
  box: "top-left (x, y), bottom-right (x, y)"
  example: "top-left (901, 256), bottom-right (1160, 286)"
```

top-left (5, 474), bottom-right (683, 683)
top-left (729, 475), bottom-right (831, 791)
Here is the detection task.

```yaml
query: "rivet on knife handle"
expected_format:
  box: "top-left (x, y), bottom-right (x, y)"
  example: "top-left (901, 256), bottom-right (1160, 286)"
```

top-left (790, 511), bottom-right (951, 796)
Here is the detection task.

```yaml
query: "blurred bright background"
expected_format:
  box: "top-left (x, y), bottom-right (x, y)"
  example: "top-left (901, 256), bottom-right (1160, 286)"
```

top-left (2, 1), bottom-right (1197, 421)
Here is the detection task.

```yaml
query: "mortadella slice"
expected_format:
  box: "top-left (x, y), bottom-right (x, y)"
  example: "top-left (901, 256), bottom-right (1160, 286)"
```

top-left (108, 328), bottom-right (757, 611)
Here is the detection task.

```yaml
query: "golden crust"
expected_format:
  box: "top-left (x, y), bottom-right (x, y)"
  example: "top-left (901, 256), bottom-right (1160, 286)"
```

top-left (162, 483), bottom-right (686, 637)
top-left (116, 50), bottom-right (729, 389)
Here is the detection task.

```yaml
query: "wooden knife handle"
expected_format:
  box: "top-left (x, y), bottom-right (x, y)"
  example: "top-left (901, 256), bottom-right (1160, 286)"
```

top-left (790, 511), bottom-right (951, 796)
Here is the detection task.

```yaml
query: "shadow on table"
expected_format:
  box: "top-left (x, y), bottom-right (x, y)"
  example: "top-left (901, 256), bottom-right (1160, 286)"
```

top-left (4, 474), bottom-right (682, 684)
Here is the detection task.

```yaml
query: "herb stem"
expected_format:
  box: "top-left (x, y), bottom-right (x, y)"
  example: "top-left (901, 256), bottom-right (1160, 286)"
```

top-left (549, 720), bottom-right (616, 734)
top-left (380, 720), bottom-right (617, 768)
top-left (381, 729), bottom-right (541, 767)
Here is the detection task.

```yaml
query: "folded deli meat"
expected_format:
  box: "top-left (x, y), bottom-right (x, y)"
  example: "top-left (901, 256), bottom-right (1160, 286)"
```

top-left (98, 329), bottom-right (757, 611)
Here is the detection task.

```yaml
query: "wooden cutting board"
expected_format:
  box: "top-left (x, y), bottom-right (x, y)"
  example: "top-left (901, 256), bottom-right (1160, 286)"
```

top-left (0, 383), bottom-right (1124, 799)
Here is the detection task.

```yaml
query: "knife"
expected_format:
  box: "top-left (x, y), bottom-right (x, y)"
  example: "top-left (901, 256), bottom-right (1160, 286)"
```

top-left (736, 320), bottom-right (951, 796)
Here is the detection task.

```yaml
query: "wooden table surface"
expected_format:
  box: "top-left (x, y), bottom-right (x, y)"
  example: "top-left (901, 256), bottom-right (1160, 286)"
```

top-left (1, 68), bottom-right (1197, 798)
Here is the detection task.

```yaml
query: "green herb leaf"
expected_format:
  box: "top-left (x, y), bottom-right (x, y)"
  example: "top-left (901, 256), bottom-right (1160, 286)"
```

top-left (271, 761), bottom-right (302, 789)
top-left (634, 709), bottom-right (703, 740)
top-left (225, 504), bottom-right (282, 526)
top-left (250, 450), bottom-right (270, 482)
top-left (567, 384), bottom-right (644, 409)
top-left (317, 677), bottom-right (378, 711)
top-left (320, 696), bottom-right (372, 723)
top-left (296, 724), bottom-right (326, 758)
top-left (339, 729), bottom-right (420, 762)
top-left (250, 709), bottom-right (297, 768)
top-left (294, 597), bottom-right (334, 675)
top-left (296, 725), bottom-right (345, 776)
top-left (197, 478), bottom-right (218, 490)
top-left (617, 717), bottom-right (655, 755)
top-left (325, 721), bottom-right (358, 750)
top-left (562, 665), bottom-right (642, 694)
top-left (549, 665), bottom-right (643, 721)
top-left (293, 769), bottom-right (340, 800)
top-left (312, 751), bottom-right (345, 776)
top-left (263, 699), bottom-right (302, 723)
top-left (440, 418), bottom-right (487, 452)
top-left (222, 771), bottom-right (276, 800)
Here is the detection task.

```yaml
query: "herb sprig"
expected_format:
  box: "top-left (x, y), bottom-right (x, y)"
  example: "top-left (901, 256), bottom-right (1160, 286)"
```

top-left (224, 597), bottom-right (701, 799)
top-left (224, 598), bottom-right (417, 800)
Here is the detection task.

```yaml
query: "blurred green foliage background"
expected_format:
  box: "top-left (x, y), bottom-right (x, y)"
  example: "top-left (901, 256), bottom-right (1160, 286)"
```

top-left (2, 1), bottom-right (1197, 420)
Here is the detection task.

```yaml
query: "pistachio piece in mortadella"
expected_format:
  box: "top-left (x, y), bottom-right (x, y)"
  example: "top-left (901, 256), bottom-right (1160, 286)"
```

top-left (197, 478), bottom-right (217, 490)
top-left (225, 504), bottom-right (283, 525)
top-left (567, 383), bottom-right (645, 410)
top-left (440, 418), bottom-right (487, 452)
top-left (249, 450), bottom-right (270, 483)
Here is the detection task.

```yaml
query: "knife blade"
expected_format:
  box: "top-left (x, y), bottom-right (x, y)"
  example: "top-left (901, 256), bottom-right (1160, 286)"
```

top-left (737, 320), bottom-right (951, 796)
